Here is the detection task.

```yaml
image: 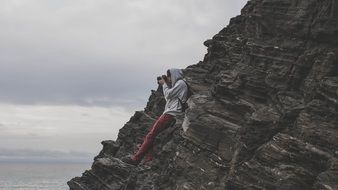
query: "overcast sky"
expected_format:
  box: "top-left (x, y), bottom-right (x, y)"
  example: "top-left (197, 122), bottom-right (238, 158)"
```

top-left (0, 0), bottom-right (247, 163)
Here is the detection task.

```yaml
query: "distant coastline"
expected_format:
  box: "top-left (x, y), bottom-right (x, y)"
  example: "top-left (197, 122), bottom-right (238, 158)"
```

top-left (0, 159), bottom-right (92, 164)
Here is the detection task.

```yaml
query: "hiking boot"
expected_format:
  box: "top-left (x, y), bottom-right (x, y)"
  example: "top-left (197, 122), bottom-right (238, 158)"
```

top-left (121, 155), bottom-right (140, 166)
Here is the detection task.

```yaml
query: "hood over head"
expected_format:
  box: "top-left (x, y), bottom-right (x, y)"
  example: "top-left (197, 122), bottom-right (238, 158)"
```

top-left (169, 68), bottom-right (183, 86)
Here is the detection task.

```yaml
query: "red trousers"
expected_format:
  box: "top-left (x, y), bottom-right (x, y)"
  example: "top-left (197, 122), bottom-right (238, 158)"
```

top-left (132, 113), bottom-right (175, 162)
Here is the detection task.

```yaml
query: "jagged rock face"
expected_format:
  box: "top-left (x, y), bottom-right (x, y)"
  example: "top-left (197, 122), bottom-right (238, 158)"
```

top-left (68, 0), bottom-right (338, 189)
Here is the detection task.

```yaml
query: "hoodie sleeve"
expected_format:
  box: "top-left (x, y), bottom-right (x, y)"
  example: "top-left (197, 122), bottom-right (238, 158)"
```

top-left (162, 80), bottom-right (183, 100)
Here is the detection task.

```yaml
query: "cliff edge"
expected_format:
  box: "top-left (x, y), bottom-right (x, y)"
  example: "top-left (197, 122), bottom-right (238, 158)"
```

top-left (68, 0), bottom-right (338, 189)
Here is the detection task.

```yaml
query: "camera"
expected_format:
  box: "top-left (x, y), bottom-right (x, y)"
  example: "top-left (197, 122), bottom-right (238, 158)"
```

top-left (157, 75), bottom-right (168, 81)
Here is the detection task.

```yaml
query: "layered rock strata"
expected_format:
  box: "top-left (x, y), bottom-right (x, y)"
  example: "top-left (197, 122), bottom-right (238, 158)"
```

top-left (68, 0), bottom-right (338, 189)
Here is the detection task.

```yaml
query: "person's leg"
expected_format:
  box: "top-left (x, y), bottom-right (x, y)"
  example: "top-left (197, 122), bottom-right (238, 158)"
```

top-left (133, 143), bottom-right (152, 163)
top-left (132, 114), bottom-right (175, 162)
top-left (143, 146), bottom-right (153, 163)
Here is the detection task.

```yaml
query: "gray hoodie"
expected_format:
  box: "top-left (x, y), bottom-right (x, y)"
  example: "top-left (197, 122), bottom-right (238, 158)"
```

top-left (162, 68), bottom-right (188, 116)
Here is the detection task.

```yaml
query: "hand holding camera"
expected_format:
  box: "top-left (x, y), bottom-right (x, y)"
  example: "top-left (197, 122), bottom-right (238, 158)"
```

top-left (157, 75), bottom-right (168, 85)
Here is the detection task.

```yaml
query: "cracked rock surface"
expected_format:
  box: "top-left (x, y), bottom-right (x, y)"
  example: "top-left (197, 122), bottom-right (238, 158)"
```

top-left (68, 0), bottom-right (338, 189)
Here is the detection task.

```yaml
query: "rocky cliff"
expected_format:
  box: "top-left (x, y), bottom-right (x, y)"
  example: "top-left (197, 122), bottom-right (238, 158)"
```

top-left (68, 0), bottom-right (338, 189)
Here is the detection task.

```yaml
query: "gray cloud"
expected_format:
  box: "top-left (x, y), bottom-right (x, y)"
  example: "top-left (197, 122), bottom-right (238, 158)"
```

top-left (0, 0), bottom-right (248, 108)
top-left (0, 104), bottom-right (133, 163)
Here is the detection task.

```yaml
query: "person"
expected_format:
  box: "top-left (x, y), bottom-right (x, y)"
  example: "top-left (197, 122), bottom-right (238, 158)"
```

top-left (122, 68), bottom-right (188, 166)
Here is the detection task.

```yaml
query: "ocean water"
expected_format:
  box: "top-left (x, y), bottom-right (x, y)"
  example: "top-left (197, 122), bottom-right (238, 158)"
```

top-left (0, 162), bottom-right (92, 190)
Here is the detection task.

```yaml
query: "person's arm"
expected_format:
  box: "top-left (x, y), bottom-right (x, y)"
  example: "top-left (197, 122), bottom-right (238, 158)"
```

top-left (163, 80), bottom-right (183, 100)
